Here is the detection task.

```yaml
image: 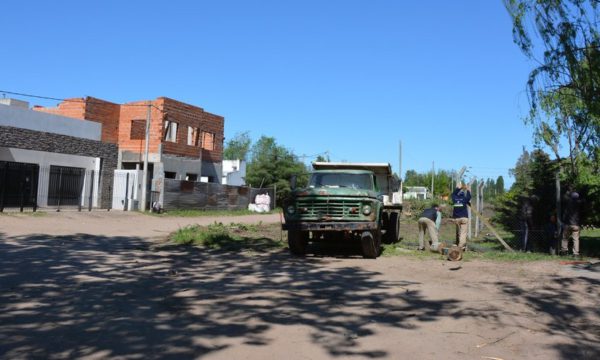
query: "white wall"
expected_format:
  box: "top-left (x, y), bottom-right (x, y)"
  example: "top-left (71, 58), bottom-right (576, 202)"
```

top-left (222, 159), bottom-right (246, 186)
top-left (0, 103), bottom-right (102, 141)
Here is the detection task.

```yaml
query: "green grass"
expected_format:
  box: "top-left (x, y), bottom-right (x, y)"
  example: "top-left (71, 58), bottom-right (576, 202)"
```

top-left (171, 222), bottom-right (285, 252)
top-left (147, 208), bottom-right (280, 217)
top-left (392, 218), bottom-right (599, 261)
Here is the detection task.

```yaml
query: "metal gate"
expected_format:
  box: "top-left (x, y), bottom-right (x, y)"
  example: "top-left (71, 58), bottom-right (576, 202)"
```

top-left (47, 165), bottom-right (85, 207)
top-left (0, 161), bottom-right (40, 212)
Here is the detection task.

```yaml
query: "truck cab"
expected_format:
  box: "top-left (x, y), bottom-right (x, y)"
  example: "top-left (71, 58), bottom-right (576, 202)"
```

top-left (283, 162), bottom-right (402, 258)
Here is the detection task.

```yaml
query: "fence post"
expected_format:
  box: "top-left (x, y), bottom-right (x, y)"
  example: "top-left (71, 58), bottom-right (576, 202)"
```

top-left (124, 172), bottom-right (129, 211)
top-left (88, 170), bottom-right (95, 212)
top-left (77, 170), bottom-right (85, 212)
top-left (555, 172), bottom-right (561, 255)
top-left (19, 166), bottom-right (25, 213)
top-left (0, 164), bottom-right (7, 213)
top-left (32, 166), bottom-right (37, 212)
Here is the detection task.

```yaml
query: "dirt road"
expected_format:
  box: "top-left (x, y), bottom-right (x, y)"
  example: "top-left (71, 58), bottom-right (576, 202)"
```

top-left (0, 212), bottom-right (598, 359)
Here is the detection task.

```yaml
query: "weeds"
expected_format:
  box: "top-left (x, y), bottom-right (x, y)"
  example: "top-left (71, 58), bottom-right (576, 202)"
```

top-left (171, 222), bottom-right (284, 251)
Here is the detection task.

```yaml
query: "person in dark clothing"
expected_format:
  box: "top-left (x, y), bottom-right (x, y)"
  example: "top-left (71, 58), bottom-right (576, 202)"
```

top-left (417, 204), bottom-right (442, 251)
top-left (544, 213), bottom-right (561, 255)
top-left (451, 182), bottom-right (471, 250)
top-left (561, 190), bottom-right (583, 256)
top-left (519, 196), bottom-right (535, 251)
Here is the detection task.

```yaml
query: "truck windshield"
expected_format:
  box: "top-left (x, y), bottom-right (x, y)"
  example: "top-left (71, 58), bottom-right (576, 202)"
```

top-left (309, 173), bottom-right (373, 190)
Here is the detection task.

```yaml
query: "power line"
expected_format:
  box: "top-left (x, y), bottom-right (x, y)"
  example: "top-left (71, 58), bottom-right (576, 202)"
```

top-left (0, 89), bottom-right (164, 111)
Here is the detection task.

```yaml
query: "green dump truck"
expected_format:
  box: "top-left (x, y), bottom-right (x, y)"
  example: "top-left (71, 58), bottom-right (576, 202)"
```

top-left (282, 162), bottom-right (402, 258)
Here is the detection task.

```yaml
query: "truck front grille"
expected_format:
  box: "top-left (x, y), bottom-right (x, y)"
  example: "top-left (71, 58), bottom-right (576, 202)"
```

top-left (296, 198), bottom-right (362, 219)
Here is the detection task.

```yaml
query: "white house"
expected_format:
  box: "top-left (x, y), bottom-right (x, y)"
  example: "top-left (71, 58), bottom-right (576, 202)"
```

top-left (403, 186), bottom-right (429, 200)
top-left (221, 159), bottom-right (246, 186)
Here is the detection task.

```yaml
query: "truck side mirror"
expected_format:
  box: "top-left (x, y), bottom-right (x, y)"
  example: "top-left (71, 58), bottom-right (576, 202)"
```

top-left (290, 175), bottom-right (297, 190)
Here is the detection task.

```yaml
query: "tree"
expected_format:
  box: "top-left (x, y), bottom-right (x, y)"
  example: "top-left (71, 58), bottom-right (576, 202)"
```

top-left (315, 154), bottom-right (330, 162)
top-left (245, 136), bottom-right (308, 206)
top-left (496, 176), bottom-right (505, 196)
top-left (505, 0), bottom-right (600, 172)
top-left (223, 131), bottom-right (252, 161)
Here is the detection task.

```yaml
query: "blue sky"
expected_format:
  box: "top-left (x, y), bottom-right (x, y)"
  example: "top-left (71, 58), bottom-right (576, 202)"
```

top-left (1, 1), bottom-right (537, 186)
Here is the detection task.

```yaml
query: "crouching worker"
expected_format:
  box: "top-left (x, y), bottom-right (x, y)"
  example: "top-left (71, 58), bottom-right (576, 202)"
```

top-left (418, 204), bottom-right (442, 251)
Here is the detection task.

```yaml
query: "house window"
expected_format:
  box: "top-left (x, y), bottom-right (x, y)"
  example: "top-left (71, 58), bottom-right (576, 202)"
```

top-left (130, 120), bottom-right (145, 140)
top-left (187, 126), bottom-right (199, 146)
top-left (163, 120), bottom-right (178, 142)
top-left (164, 171), bottom-right (176, 179)
top-left (202, 131), bottom-right (214, 151)
top-left (185, 173), bottom-right (198, 181)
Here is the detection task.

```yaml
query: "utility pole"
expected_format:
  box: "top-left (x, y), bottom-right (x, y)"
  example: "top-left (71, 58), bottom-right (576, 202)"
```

top-left (398, 140), bottom-right (403, 193)
top-left (431, 161), bottom-right (435, 198)
top-left (141, 103), bottom-right (151, 212)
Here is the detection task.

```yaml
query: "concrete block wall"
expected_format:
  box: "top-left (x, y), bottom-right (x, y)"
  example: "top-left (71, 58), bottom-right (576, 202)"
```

top-left (0, 125), bottom-right (118, 208)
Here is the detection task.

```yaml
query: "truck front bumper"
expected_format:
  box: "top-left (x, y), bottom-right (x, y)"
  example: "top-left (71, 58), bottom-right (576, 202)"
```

top-left (283, 221), bottom-right (378, 231)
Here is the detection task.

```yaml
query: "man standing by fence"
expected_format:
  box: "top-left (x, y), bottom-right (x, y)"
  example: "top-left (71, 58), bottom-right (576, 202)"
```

top-left (452, 182), bottom-right (471, 251)
top-left (561, 190), bottom-right (583, 256)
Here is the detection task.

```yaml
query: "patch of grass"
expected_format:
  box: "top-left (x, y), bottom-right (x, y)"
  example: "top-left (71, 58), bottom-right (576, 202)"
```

top-left (147, 209), bottom-right (280, 217)
top-left (390, 217), bottom-right (598, 261)
top-left (171, 222), bottom-right (285, 252)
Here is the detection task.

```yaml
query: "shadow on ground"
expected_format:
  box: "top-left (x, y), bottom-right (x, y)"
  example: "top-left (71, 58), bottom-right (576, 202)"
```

top-left (496, 275), bottom-right (600, 359)
top-left (0, 232), bottom-right (452, 359)
top-left (1, 232), bottom-right (599, 359)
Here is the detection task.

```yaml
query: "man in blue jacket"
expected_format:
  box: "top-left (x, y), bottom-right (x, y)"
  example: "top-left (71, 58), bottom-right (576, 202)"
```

top-left (452, 182), bottom-right (471, 251)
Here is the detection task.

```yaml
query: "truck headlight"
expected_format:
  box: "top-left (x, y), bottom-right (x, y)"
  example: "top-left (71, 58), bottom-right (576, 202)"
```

top-left (362, 204), bottom-right (372, 215)
top-left (287, 205), bottom-right (296, 214)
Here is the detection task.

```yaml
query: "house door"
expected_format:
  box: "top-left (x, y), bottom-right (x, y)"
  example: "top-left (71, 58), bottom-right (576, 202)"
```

top-left (0, 161), bottom-right (39, 210)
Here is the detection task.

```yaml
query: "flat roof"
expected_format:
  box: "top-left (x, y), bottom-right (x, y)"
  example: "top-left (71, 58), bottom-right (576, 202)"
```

top-left (312, 162), bottom-right (392, 175)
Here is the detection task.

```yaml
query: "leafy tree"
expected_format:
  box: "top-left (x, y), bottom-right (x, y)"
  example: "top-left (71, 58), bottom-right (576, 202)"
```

top-left (315, 154), bottom-right (330, 162)
top-left (223, 131), bottom-right (252, 161)
top-left (496, 176), bottom-right (505, 196)
top-left (505, 0), bottom-right (600, 173)
top-left (495, 149), bottom-right (559, 229)
top-left (245, 136), bottom-right (308, 206)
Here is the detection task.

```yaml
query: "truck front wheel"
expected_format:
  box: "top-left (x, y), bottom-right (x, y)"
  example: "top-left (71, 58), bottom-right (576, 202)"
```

top-left (361, 230), bottom-right (381, 259)
top-left (288, 230), bottom-right (309, 256)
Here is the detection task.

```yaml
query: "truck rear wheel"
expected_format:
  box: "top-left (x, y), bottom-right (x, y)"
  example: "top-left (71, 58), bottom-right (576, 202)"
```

top-left (288, 230), bottom-right (308, 256)
top-left (386, 212), bottom-right (401, 243)
top-left (361, 230), bottom-right (381, 259)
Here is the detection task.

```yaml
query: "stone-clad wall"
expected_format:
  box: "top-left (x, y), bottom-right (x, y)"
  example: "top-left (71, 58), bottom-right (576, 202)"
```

top-left (0, 125), bottom-right (118, 208)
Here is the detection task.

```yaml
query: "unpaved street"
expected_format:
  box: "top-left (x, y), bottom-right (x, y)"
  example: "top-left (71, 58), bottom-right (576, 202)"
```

top-left (1, 212), bottom-right (599, 359)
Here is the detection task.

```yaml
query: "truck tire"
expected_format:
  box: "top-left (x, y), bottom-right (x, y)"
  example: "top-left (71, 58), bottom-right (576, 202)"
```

top-left (361, 230), bottom-right (381, 259)
top-left (386, 212), bottom-right (400, 243)
top-left (288, 230), bottom-right (308, 256)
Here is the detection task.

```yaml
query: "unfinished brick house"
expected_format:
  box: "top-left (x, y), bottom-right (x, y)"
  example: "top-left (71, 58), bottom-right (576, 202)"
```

top-left (34, 96), bottom-right (224, 185)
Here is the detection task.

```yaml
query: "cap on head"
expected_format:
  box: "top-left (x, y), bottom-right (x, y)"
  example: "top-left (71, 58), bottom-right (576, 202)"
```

top-left (571, 192), bottom-right (580, 199)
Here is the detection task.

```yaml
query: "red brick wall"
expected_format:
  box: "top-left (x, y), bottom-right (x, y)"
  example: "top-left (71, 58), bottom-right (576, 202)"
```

top-left (83, 97), bottom-right (120, 144)
top-left (33, 98), bottom-right (86, 120)
top-left (33, 96), bottom-right (224, 162)
top-left (33, 97), bottom-right (120, 144)
top-left (118, 99), bottom-right (164, 155)
top-left (159, 97), bottom-right (224, 162)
